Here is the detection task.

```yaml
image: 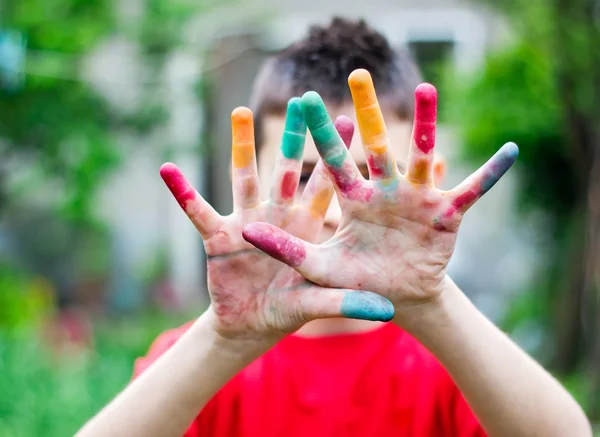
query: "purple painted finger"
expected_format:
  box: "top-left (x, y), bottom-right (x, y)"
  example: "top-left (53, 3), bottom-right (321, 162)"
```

top-left (444, 142), bottom-right (519, 218)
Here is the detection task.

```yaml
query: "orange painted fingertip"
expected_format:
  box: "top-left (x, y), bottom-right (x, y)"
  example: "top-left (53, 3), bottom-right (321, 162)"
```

top-left (231, 107), bottom-right (254, 144)
top-left (348, 69), bottom-right (377, 107)
top-left (231, 107), bottom-right (255, 168)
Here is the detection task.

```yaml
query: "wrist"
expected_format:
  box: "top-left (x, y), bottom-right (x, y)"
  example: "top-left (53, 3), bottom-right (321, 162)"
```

top-left (391, 275), bottom-right (462, 336)
top-left (192, 307), bottom-right (279, 365)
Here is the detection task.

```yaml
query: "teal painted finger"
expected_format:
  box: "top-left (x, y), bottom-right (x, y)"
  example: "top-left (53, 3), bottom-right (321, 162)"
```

top-left (340, 291), bottom-right (395, 322)
top-left (281, 97), bottom-right (307, 160)
top-left (301, 91), bottom-right (347, 168)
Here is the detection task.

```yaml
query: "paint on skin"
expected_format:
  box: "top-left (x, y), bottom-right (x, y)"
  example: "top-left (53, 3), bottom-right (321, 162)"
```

top-left (368, 154), bottom-right (387, 178)
top-left (231, 107), bottom-right (255, 169)
top-left (340, 290), bottom-right (395, 322)
top-left (413, 83), bottom-right (437, 154)
top-left (480, 142), bottom-right (519, 193)
top-left (280, 170), bottom-right (297, 200)
top-left (281, 97), bottom-right (307, 160)
top-left (160, 163), bottom-right (195, 209)
top-left (348, 69), bottom-right (388, 155)
top-left (301, 92), bottom-right (346, 167)
top-left (434, 142), bottom-right (519, 228)
top-left (409, 159), bottom-right (430, 184)
top-left (310, 188), bottom-right (331, 218)
top-left (376, 176), bottom-right (399, 193)
top-left (241, 177), bottom-right (259, 201)
top-left (334, 116), bottom-right (354, 149)
top-left (328, 163), bottom-right (374, 202)
top-left (242, 223), bottom-right (306, 267)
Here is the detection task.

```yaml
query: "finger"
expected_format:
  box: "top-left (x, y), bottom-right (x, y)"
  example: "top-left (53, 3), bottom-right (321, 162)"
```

top-left (231, 107), bottom-right (260, 210)
top-left (335, 115), bottom-right (355, 148)
top-left (292, 284), bottom-right (395, 322)
top-left (242, 221), bottom-right (327, 280)
top-left (299, 116), bottom-right (354, 220)
top-left (270, 97), bottom-right (306, 205)
top-left (348, 69), bottom-right (399, 181)
top-left (300, 91), bottom-right (371, 202)
top-left (447, 142), bottom-right (519, 214)
top-left (406, 83), bottom-right (437, 185)
top-left (160, 163), bottom-right (223, 239)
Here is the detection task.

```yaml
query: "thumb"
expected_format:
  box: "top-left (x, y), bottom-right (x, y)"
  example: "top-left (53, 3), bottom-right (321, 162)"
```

top-left (294, 284), bottom-right (395, 322)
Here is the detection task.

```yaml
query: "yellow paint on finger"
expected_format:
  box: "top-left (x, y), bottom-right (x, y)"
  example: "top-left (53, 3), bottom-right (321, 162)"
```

top-left (348, 69), bottom-right (387, 153)
top-left (408, 158), bottom-right (430, 185)
top-left (310, 188), bottom-right (332, 218)
top-left (231, 107), bottom-right (256, 169)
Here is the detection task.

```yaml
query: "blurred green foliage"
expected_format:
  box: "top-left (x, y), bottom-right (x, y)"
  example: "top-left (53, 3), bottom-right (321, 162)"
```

top-left (0, 0), bottom-right (120, 223)
top-left (444, 0), bottom-right (600, 419)
top-left (0, 310), bottom-right (198, 436)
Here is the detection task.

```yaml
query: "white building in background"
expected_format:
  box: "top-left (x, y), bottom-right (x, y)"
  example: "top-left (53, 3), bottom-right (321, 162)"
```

top-left (92, 0), bottom-right (536, 321)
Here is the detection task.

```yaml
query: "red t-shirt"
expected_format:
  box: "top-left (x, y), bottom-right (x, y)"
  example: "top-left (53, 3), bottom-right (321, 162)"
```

top-left (134, 322), bottom-right (485, 437)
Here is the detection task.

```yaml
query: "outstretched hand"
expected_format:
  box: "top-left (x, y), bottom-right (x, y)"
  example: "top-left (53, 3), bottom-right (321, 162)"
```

top-left (161, 98), bottom-right (393, 345)
top-left (243, 69), bottom-right (518, 318)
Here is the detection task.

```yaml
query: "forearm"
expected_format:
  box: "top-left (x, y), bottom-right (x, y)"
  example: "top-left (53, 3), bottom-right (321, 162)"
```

top-left (76, 308), bottom-right (266, 437)
top-left (396, 276), bottom-right (591, 437)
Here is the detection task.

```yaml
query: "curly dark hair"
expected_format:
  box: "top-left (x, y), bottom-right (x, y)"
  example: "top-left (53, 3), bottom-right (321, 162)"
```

top-left (250, 17), bottom-right (422, 148)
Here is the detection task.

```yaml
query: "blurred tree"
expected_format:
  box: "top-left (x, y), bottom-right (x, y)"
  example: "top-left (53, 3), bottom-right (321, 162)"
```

top-left (0, 0), bottom-right (121, 223)
top-left (446, 0), bottom-right (600, 419)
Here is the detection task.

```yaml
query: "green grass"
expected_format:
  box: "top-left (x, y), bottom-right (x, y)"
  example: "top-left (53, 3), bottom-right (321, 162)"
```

top-left (0, 309), bottom-right (198, 437)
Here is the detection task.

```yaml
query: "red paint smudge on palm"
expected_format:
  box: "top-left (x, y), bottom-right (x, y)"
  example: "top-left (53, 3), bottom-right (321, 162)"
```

top-left (368, 154), bottom-right (385, 178)
top-left (280, 171), bottom-right (297, 200)
top-left (451, 188), bottom-right (479, 211)
top-left (160, 163), bottom-right (196, 209)
top-left (413, 83), bottom-right (437, 154)
top-left (242, 222), bottom-right (306, 267)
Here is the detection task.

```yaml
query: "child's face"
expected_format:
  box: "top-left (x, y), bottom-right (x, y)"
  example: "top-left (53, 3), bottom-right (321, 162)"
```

top-left (257, 102), bottom-right (444, 242)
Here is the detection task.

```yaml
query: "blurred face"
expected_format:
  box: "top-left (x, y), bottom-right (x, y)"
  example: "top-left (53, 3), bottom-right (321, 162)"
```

top-left (257, 102), bottom-right (438, 242)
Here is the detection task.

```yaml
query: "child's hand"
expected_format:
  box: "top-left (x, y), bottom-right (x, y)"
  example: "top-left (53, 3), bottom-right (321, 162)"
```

top-left (161, 99), bottom-right (393, 346)
top-left (242, 70), bottom-right (518, 319)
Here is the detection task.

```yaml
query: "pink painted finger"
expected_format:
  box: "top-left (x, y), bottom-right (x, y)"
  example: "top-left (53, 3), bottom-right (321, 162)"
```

top-left (160, 163), bottom-right (223, 239)
top-left (406, 83), bottom-right (437, 185)
top-left (292, 284), bottom-right (395, 322)
top-left (299, 116), bottom-right (354, 220)
top-left (434, 143), bottom-right (519, 231)
top-left (335, 115), bottom-right (355, 148)
top-left (242, 222), bottom-right (326, 280)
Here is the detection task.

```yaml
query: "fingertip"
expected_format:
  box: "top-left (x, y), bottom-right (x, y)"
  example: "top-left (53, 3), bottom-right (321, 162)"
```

top-left (415, 83), bottom-right (437, 103)
top-left (503, 142), bottom-right (520, 160)
top-left (334, 115), bottom-right (354, 149)
top-left (300, 91), bottom-right (325, 117)
top-left (415, 83), bottom-right (437, 124)
top-left (348, 69), bottom-right (373, 89)
top-left (160, 163), bottom-right (194, 204)
top-left (160, 162), bottom-right (178, 179)
top-left (340, 291), bottom-right (395, 322)
top-left (231, 106), bottom-right (253, 123)
top-left (285, 97), bottom-right (307, 134)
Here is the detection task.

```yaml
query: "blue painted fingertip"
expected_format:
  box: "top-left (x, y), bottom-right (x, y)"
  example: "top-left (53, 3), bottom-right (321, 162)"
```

top-left (341, 290), bottom-right (395, 322)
